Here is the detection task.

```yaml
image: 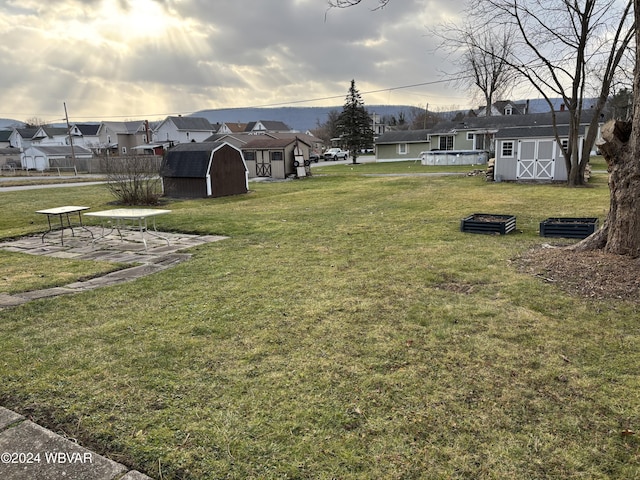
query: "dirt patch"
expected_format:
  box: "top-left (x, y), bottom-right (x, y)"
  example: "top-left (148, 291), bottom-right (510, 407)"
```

top-left (516, 244), bottom-right (640, 300)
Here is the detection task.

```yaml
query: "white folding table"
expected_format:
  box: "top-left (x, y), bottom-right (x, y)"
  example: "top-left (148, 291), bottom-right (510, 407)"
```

top-left (84, 208), bottom-right (171, 250)
top-left (35, 205), bottom-right (93, 245)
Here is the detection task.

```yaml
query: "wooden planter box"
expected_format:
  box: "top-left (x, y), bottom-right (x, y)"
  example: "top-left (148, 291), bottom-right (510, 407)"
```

top-left (460, 213), bottom-right (517, 235)
top-left (539, 217), bottom-right (598, 239)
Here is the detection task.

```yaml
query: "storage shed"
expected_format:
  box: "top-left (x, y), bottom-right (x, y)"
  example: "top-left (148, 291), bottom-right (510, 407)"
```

top-left (161, 141), bottom-right (248, 198)
top-left (494, 126), bottom-right (579, 182)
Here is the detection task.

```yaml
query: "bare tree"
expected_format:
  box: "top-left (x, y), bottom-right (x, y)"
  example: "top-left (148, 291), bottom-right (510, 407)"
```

top-left (478, 0), bottom-right (635, 186)
top-left (328, 0), bottom-right (391, 9)
top-left (569, 0), bottom-right (640, 257)
top-left (435, 23), bottom-right (518, 117)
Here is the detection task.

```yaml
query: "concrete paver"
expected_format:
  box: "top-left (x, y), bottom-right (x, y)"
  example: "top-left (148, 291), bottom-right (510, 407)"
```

top-left (0, 228), bottom-right (228, 308)
top-left (0, 408), bottom-right (152, 480)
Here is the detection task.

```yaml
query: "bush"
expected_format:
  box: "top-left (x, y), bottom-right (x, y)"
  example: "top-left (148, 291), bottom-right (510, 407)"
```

top-left (99, 155), bottom-right (162, 205)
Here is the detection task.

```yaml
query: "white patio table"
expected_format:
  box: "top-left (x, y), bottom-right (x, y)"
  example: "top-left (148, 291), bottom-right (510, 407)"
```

top-left (35, 205), bottom-right (93, 245)
top-left (84, 208), bottom-right (171, 250)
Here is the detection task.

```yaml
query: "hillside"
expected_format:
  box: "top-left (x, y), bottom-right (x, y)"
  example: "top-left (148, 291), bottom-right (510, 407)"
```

top-left (192, 105), bottom-right (419, 132)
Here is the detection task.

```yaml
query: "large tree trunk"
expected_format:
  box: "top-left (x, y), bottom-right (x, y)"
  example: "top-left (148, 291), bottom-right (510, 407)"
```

top-left (571, 0), bottom-right (640, 257)
top-left (571, 120), bottom-right (640, 256)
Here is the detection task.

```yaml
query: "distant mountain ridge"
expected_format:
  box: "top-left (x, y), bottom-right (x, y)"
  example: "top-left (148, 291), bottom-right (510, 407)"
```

top-left (192, 105), bottom-right (419, 132)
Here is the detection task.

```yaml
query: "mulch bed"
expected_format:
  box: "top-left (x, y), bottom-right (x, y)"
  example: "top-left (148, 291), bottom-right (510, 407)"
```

top-left (516, 244), bottom-right (640, 300)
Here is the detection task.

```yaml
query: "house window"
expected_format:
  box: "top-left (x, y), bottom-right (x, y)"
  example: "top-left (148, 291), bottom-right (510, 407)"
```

top-left (467, 132), bottom-right (474, 141)
top-left (501, 141), bottom-right (514, 158)
top-left (398, 143), bottom-right (408, 155)
top-left (244, 151), bottom-right (256, 161)
top-left (271, 151), bottom-right (283, 161)
top-left (439, 136), bottom-right (454, 150)
top-left (504, 106), bottom-right (513, 115)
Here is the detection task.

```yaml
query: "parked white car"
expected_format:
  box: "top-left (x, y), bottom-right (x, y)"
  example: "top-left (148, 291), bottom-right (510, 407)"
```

top-left (323, 148), bottom-right (349, 161)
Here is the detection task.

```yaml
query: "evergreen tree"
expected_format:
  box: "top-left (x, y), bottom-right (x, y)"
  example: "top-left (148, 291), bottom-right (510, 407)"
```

top-left (337, 79), bottom-right (374, 164)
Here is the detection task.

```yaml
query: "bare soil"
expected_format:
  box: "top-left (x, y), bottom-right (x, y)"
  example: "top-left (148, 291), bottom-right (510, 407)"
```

top-left (516, 244), bottom-right (640, 300)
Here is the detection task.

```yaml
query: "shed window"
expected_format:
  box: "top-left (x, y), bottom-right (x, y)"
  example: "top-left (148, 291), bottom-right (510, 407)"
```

top-left (560, 139), bottom-right (569, 154)
top-left (271, 151), bottom-right (283, 161)
top-left (467, 132), bottom-right (474, 141)
top-left (244, 151), bottom-right (256, 161)
top-left (398, 143), bottom-right (408, 154)
top-left (501, 141), bottom-right (514, 158)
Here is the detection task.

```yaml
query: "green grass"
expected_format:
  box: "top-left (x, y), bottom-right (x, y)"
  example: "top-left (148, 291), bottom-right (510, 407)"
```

top-left (1, 168), bottom-right (639, 479)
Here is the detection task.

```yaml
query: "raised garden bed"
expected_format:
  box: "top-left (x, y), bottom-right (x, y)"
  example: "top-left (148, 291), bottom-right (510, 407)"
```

top-left (460, 213), bottom-right (517, 235)
top-left (539, 217), bottom-right (598, 239)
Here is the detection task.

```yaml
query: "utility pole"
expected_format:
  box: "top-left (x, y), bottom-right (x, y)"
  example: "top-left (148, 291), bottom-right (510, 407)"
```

top-left (64, 102), bottom-right (77, 172)
top-left (424, 103), bottom-right (429, 130)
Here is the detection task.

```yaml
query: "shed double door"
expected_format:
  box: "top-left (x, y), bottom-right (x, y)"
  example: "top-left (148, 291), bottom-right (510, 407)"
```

top-left (256, 153), bottom-right (272, 177)
top-left (516, 139), bottom-right (556, 180)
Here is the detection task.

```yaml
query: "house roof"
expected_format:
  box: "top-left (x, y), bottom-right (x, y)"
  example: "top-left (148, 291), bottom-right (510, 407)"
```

top-left (427, 110), bottom-right (599, 135)
top-left (169, 116), bottom-right (214, 131)
top-left (14, 128), bottom-right (38, 139)
top-left (242, 137), bottom-right (309, 149)
top-left (161, 141), bottom-right (243, 178)
top-left (33, 126), bottom-right (68, 139)
top-left (100, 121), bottom-right (146, 134)
top-left (375, 129), bottom-right (431, 144)
top-left (246, 120), bottom-right (291, 132)
top-left (495, 125), bottom-right (575, 139)
top-left (0, 130), bottom-right (12, 142)
top-left (26, 145), bottom-right (93, 157)
top-left (73, 123), bottom-right (101, 136)
top-left (222, 122), bottom-right (248, 133)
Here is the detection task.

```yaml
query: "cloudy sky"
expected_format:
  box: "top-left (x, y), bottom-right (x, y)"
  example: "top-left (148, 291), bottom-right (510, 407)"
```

top-left (0, 0), bottom-right (473, 124)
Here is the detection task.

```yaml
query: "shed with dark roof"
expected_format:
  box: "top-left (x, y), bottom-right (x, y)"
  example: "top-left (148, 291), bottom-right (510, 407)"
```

top-left (160, 142), bottom-right (248, 198)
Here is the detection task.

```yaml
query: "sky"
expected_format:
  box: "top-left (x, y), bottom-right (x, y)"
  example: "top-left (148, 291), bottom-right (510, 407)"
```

top-left (0, 0), bottom-right (475, 124)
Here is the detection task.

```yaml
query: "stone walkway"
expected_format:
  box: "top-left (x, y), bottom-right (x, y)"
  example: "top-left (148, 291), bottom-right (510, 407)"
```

top-left (0, 228), bottom-right (228, 479)
top-left (0, 227), bottom-right (228, 309)
top-left (0, 407), bottom-right (151, 479)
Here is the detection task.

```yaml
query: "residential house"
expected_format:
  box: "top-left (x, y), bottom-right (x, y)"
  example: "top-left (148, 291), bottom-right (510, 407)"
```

top-left (245, 120), bottom-right (292, 134)
top-left (97, 121), bottom-right (151, 156)
top-left (0, 130), bottom-right (12, 148)
top-left (217, 122), bottom-right (248, 134)
top-left (69, 123), bottom-right (102, 151)
top-left (154, 116), bottom-right (215, 144)
top-left (473, 100), bottom-right (529, 117)
top-left (9, 127), bottom-right (38, 150)
top-left (31, 126), bottom-right (68, 146)
top-left (374, 130), bottom-right (431, 162)
top-left (242, 136), bottom-right (312, 179)
top-left (375, 110), bottom-right (601, 175)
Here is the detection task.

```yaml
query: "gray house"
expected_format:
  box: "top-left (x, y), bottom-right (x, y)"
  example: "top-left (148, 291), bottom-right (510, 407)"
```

top-left (375, 130), bottom-right (431, 162)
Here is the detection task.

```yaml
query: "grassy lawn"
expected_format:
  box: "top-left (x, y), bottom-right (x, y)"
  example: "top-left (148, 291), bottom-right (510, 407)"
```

top-left (1, 165), bottom-right (639, 479)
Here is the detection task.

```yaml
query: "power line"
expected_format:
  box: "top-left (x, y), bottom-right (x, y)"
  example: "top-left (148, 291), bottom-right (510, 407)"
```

top-left (0, 78), bottom-right (456, 121)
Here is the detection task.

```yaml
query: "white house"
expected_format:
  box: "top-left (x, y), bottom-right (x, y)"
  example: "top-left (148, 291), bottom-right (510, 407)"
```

top-left (69, 123), bottom-right (102, 151)
top-left (31, 126), bottom-right (68, 146)
top-left (153, 116), bottom-right (215, 144)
